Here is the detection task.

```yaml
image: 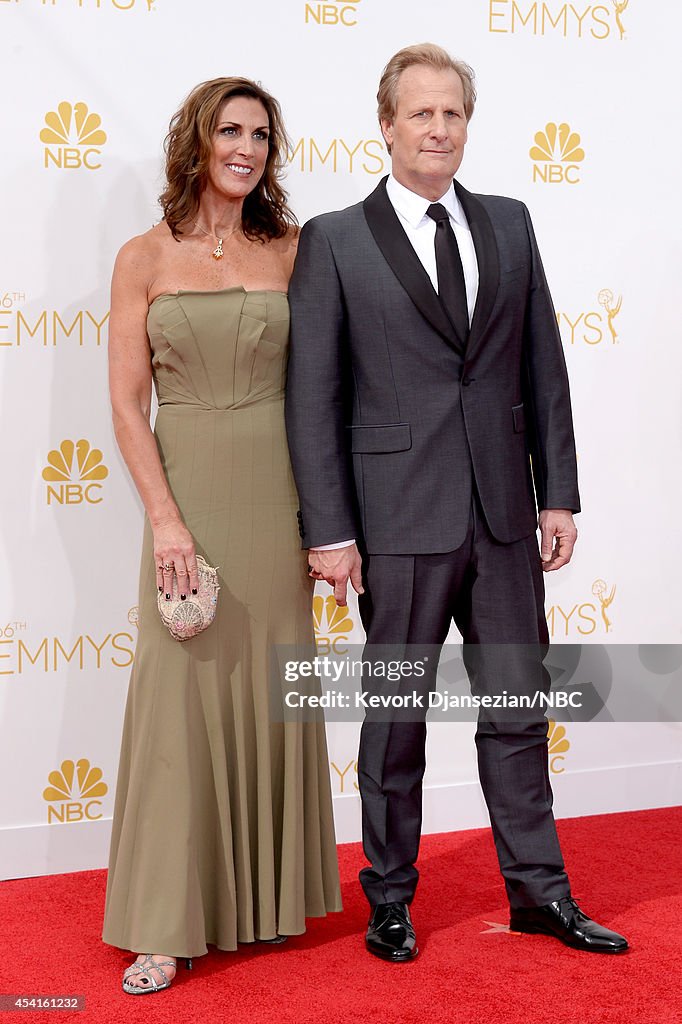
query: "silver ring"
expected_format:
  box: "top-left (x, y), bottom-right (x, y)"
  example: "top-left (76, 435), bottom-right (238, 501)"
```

top-left (163, 562), bottom-right (174, 571)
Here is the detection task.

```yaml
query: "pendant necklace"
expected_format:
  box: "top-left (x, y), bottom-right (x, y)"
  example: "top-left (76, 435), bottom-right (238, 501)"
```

top-left (193, 220), bottom-right (239, 260)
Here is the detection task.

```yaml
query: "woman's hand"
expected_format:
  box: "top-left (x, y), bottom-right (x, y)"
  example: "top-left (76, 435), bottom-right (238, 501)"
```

top-left (153, 519), bottom-right (200, 599)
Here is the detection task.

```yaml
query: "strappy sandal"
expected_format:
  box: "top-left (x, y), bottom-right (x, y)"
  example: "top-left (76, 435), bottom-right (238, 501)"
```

top-left (122, 954), bottom-right (193, 995)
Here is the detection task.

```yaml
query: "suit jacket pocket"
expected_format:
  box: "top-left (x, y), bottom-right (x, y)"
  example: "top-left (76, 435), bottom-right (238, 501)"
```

top-left (512, 402), bottom-right (526, 433)
top-left (348, 423), bottom-right (412, 454)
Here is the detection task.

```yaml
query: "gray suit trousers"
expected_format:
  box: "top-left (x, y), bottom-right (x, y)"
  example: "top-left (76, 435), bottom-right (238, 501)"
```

top-left (357, 498), bottom-right (570, 910)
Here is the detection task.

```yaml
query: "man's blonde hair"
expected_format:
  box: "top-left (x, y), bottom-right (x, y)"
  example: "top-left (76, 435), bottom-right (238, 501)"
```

top-left (377, 43), bottom-right (476, 131)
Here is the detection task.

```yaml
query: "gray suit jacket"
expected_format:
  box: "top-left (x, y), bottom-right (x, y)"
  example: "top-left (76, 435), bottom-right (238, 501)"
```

top-left (285, 176), bottom-right (580, 555)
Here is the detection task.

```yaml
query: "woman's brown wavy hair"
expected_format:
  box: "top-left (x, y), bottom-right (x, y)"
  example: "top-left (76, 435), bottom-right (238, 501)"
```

top-left (159, 77), bottom-right (296, 242)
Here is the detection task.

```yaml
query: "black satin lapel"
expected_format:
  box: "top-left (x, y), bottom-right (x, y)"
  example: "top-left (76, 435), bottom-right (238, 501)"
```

top-left (455, 181), bottom-right (500, 353)
top-left (363, 179), bottom-right (464, 355)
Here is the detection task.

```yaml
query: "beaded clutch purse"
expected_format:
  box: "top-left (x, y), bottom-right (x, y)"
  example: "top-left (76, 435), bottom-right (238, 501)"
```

top-left (157, 555), bottom-right (220, 641)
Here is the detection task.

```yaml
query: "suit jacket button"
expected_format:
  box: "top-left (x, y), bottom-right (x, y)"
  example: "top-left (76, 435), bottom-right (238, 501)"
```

top-left (462, 376), bottom-right (475, 387)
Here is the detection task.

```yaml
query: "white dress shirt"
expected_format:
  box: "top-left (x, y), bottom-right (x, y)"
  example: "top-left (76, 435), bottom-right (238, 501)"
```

top-left (314, 175), bottom-right (479, 551)
top-left (385, 173), bottom-right (479, 322)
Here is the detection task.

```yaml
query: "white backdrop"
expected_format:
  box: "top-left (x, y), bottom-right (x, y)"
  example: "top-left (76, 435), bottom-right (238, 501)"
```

top-left (1, 0), bottom-right (681, 879)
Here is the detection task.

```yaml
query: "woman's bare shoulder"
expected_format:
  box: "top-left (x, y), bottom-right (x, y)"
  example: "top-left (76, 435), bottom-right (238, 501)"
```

top-left (264, 226), bottom-right (300, 275)
top-left (116, 221), bottom-right (171, 265)
top-left (284, 223), bottom-right (301, 249)
top-left (265, 224), bottom-right (300, 251)
top-left (113, 223), bottom-right (177, 290)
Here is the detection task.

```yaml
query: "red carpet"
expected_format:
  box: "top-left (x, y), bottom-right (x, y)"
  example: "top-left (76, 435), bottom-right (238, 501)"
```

top-left (1, 808), bottom-right (680, 1023)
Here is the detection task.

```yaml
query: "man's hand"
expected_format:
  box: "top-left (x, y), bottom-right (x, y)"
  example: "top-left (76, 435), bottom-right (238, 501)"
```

top-left (308, 543), bottom-right (364, 606)
top-left (538, 509), bottom-right (578, 572)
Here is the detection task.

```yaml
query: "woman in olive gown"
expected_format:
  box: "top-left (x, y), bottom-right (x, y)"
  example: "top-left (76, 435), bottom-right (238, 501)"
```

top-left (102, 77), bottom-right (341, 994)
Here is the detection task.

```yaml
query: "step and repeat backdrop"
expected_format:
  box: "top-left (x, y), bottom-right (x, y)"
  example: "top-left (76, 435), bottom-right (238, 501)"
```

top-left (1, 0), bottom-right (681, 878)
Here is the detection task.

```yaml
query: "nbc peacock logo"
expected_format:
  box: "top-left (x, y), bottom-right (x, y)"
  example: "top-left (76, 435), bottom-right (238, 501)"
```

top-left (43, 758), bottom-right (108, 824)
top-left (42, 439), bottom-right (109, 506)
top-left (530, 122), bottom-right (585, 184)
top-left (313, 594), bottom-right (353, 654)
top-left (548, 719), bottom-right (570, 774)
top-left (40, 102), bottom-right (107, 171)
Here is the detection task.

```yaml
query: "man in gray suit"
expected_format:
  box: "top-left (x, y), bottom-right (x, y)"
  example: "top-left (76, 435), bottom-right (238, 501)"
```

top-left (285, 43), bottom-right (628, 960)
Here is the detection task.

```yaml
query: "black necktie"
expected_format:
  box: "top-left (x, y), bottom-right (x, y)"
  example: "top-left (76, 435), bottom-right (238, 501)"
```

top-left (426, 203), bottom-right (469, 344)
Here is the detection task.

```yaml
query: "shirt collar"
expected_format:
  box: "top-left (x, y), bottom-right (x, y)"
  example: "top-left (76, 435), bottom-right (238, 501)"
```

top-left (386, 174), bottom-right (466, 228)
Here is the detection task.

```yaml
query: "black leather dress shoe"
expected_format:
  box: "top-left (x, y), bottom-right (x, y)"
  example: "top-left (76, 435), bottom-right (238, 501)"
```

top-left (366, 902), bottom-right (418, 962)
top-left (510, 896), bottom-right (628, 953)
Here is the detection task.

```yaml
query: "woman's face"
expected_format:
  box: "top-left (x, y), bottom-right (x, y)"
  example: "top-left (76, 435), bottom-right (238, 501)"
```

top-left (206, 96), bottom-right (270, 200)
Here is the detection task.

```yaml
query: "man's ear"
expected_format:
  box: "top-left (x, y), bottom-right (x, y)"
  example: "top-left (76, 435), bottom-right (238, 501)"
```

top-left (380, 119), bottom-right (393, 149)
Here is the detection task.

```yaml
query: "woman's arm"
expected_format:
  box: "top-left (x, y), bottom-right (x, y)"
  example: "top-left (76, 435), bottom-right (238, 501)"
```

top-left (108, 237), bottom-right (199, 597)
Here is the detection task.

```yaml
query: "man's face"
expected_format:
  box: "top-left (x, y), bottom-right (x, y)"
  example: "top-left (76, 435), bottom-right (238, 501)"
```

top-left (381, 65), bottom-right (468, 199)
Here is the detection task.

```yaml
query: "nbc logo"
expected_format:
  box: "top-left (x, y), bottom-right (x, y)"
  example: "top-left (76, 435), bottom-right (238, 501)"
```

top-left (313, 594), bottom-right (353, 654)
top-left (548, 719), bottom-right (569, 774)
top-left (304, 0), bottom-right (361, 26)
top-left (42, 439), bottom-right (109, 506)
top-left (40, 102), bottom-right (107, 170)
top-left (43, 758), bottom-right (108, 824)
top-left (530, 122), bottom-right (584, 184)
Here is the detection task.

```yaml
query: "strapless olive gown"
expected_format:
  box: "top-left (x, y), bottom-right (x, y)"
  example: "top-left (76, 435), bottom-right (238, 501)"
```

top-left (102, 289), bottom-right (341, 958)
